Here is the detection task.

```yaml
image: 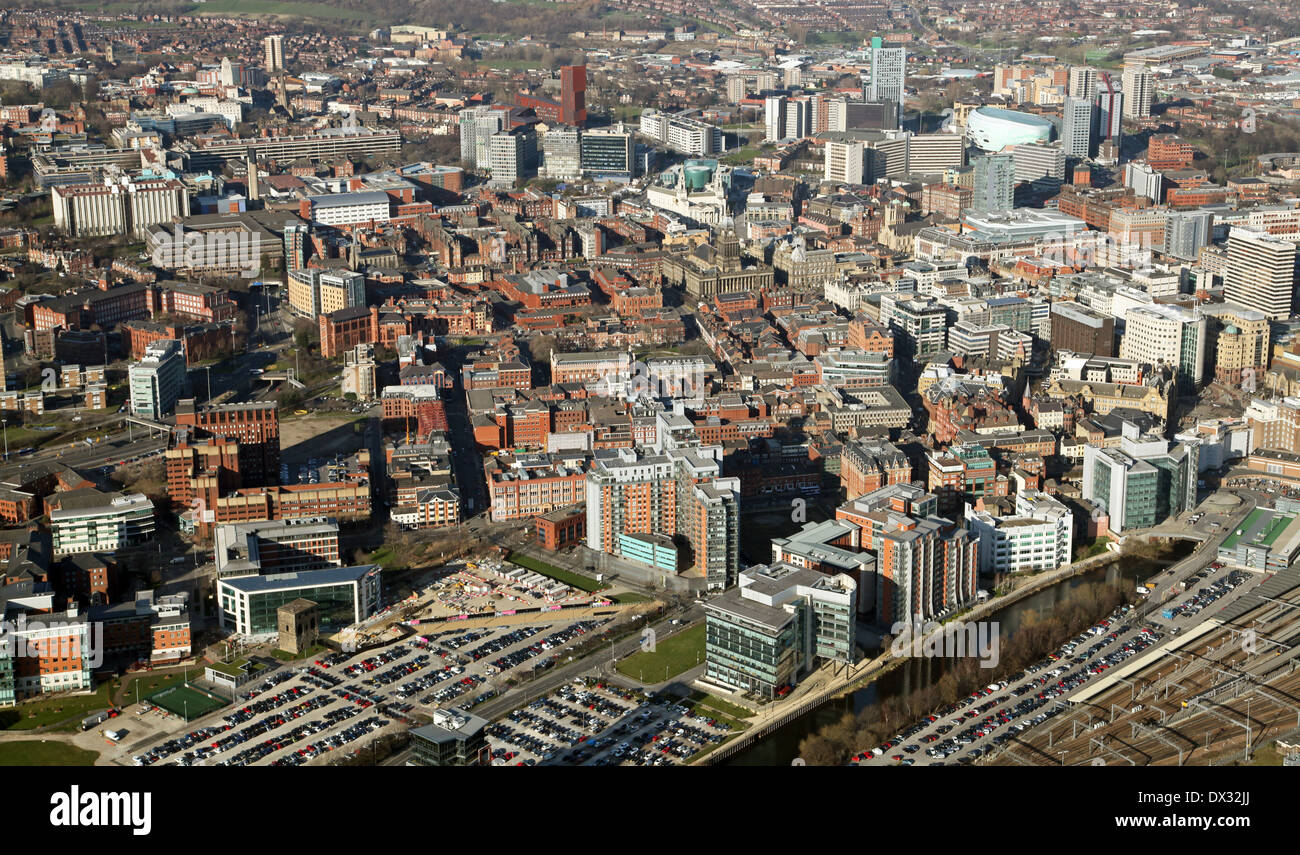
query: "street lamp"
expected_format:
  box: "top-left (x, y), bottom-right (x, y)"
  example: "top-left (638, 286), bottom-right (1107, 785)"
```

top-left (1, 418), bottom-right (7, 459)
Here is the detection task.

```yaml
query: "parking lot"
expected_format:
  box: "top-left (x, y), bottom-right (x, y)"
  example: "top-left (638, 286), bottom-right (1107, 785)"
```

top-left (853, 563), bottom-right (1264, 767)
top-left (485, 680), bottom-right (735, 767)
top-left (125, 614), bottom-right (614, 766)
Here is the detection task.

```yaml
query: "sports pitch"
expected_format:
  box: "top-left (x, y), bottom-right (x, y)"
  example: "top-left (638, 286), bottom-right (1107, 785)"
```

top-left (146, 683), bottom-right (228, 720)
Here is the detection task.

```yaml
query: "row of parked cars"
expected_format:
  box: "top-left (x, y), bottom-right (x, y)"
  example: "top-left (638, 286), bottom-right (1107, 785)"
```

top-left (859, 603), bottom-right (1158, 765)
top-left (270, 715), bottom-right (389, 767)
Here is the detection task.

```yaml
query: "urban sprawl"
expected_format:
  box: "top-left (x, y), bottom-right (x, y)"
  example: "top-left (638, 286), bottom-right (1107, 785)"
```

top-left (0, 0), bottom-right (1298, 769)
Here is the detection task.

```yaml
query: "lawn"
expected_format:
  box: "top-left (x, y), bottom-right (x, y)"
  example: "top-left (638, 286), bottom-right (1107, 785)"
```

top-left (272, 644), bottom-right (326, 661)
top-left (0, 680), bottom-right (116, 732)
top-left (615, 623), bottom-right (705, 684)
top-left (687, 691), bottom-right (753, 721)
top-left (610, 592), bottom-right (651, 604)
top-left (0, 741), bottom-right (99, 766)
top-left (507, 554), bottom-right (605, 593)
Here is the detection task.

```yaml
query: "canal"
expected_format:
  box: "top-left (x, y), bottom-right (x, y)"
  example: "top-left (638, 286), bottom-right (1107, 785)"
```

top-left (723, 540), bottom-right (1197, 765)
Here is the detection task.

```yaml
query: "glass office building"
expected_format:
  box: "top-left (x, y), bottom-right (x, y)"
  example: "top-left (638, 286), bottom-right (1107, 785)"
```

top-left (1082, 429), bottom-right (1198, 532)
top-left (218, 564), bottom-right (381, 636)
top-left (704, 563), bottom-right (856, 700)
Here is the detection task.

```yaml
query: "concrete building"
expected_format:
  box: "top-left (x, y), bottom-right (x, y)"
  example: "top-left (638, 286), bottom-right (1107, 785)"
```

top-left (409, 709), bottom-right (490, 766)
top-left (1118, 303), bottom-right (1205, 390)
top-left (585, 447), bottom-right (740, 590)
top-left (49, 490), bottom-right (156, 555)
top-left (128, 338), bottom-right (186, 420)
top-left (1121, 66), bottom-right (1154, 120)
top-left (964, 489), bottom-right (1073, 575)
top-left (1225, 227), bottom-right (1298, 321)
top-left (1061, 97), bottom-right (1095, 159)
top-left (262, 34), bottom-right (285, 72)
top-left (704, 562), bottom-right (856, 700)
top-left (213, 517), bottom-right (342, 579)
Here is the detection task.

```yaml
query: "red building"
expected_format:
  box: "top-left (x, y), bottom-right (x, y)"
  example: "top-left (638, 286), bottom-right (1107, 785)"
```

top-left (534, 505), bottom-right (586, 551)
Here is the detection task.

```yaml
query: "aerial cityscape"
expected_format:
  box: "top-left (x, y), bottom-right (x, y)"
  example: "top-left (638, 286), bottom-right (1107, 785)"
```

top-left (0, 0), bottom-right (1299, 781)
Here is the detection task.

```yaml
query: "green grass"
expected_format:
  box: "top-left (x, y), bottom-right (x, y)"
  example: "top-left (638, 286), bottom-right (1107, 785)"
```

top-left (1073, 538), bottom-right (1110, 561)
top-left (0, 680), bottom-right (115, 732)
top-left (689, 691), bottom-right (753, 721)
top-left (146, 683), bottom-right (227, 720)
top-left (615, 623), bottom-right (705, 683)
top-left (610, 592), bottom-right (650, 604)
top-left (721, 147), bottom-right (760, 165)
top-left (0, 741), bottom-right (99, 766)
top-left (272, 644), bottom-right (326, 661)
top-left (508, 554), bottom-right (605, 593)
top-left (192, 0), bottom-right (375, 20)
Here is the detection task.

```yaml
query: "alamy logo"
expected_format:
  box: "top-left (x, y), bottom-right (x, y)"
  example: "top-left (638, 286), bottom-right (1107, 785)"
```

top-left (151, 225), bottom-right (260, 279)
top-left (49, 786), bottom-right (151, 836)
top-left (0, 616), bottom-right (104, 669)
top-left (640, 627), bottom-right (657, 653)
top-left (890, 614), bottom-right (1000, 668)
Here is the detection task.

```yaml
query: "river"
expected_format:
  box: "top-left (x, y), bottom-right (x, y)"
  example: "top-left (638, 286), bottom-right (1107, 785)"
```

top-left (723, 541), bottom-right (1197, 765)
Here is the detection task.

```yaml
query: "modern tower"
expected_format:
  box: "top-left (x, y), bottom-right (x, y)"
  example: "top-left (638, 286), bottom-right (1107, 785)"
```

top-left (1061, 97), bottom-right (1095, 159)
top-left (866, 37), bottom-right (906, 122)
top-left (1225, 227), bottom-right (1299, 321)
top-left (971, 152), bottom-right (1015, 214)
top-left (262, 35), bottom-right (284, 72)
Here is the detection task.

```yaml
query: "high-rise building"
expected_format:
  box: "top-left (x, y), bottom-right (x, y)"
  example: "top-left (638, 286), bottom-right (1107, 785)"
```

top-left (458, 106), bottom-right (506, 168)
top-left (283, 221), bottom-right (309, 273)
top-left (1082, 429), bottom-right (1197, 532)
top-left (866, 37), bottom-right (905, 121)
top-left (824, 138), bottom-right (866, 184)
top-left (539, 126), bottom-right (581, 180)
top-left (1049, 301), bottom-right (1115, 357)
top-left (1061, 97), bottom-right (1095, 159)
top-left (1121, 65), bottom-right (1154, 119)
top-left (579, 128), bottom-right (635, 179)
top-left (1119, 303), bottom-right (1206, 390)
top-left (1011, 140), bottom-right (1065, 183)
top-left (827, 98), bottom-right (898, 132)
top-left (1095, 74), bottom-right (1123, 149)
top-left (175, 399), bottom-right (281, 486)
top-left (764, 95), bottom-right (787, 142)
top-left (970, 152), bottom-right (1015, 214)
top-left (560, 64), bottom-right (587, 127)
top-left (1124, 161), bottom-right (1163, 203)
top-left (128, 338), bottom-right (186, 420)
top-left (1225, 227), bottom-right (1299, 321)
top-left (1163, 210), bottom-right (1213, 261)
top-left (487, 126), bottom-right (537, 188)
top-left (1067, 66), bottom-right (1098, 100)
top-left (585, 447), bottom-right (740, 591)
top-left (262, 35), bottom-right (284, 72)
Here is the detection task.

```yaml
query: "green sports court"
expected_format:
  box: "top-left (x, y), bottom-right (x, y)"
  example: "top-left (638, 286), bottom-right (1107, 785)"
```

top-left (146, 683), bottom-right (228, 720)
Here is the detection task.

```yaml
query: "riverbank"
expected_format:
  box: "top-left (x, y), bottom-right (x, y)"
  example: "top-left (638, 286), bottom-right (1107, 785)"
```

top-left (698, 541), bottom-right (1193, 765)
